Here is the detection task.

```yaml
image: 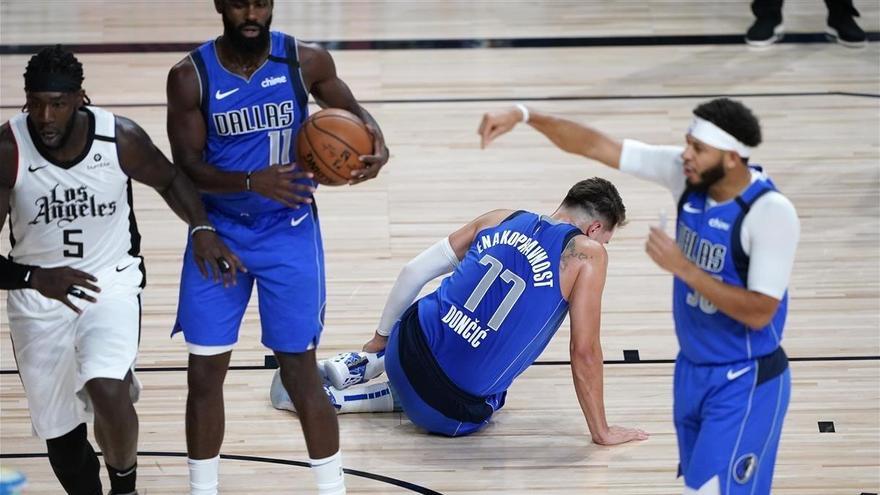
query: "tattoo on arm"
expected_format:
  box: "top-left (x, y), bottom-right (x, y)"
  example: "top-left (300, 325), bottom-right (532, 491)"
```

top-left (561, 237), bottom-right (593, 271)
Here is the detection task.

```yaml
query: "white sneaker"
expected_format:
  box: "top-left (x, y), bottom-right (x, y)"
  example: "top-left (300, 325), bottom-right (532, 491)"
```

top-left (270, 369), bottom-right (342, 414)
top-left (322, 352), bottom-right (385, 390)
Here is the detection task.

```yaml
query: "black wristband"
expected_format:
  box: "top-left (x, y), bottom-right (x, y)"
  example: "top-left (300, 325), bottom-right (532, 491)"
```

top-left (0, 255), bottom-right (38, 290)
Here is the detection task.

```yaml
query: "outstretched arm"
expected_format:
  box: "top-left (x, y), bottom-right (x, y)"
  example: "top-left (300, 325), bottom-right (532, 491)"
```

top-left (565, 237), bottom-right (649, 445)
top-left (116, 116), bottom-right (245, 286)
top-left (300, 42), bottom-right (389, 184)
top-left (478, 106), bottom-right (622, 168)
top-left (362, 209), bottom-right (513, 352)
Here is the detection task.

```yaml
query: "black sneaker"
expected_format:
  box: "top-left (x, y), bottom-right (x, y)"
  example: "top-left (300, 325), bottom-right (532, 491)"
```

top-left (746, 17), bottom-right (784, 46)
top-left (826, 14), bottom-right (867, 48)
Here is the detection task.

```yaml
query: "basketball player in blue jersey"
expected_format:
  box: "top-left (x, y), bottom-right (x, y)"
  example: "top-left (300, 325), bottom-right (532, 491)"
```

top-left (1, 46), bottom-right (238, 495)
top-left (274, 178), bottom-right (649, 445)
top-left (479, 99), bottom-right (799, 495)
top-left (166, 1), bottom-right (388, 494)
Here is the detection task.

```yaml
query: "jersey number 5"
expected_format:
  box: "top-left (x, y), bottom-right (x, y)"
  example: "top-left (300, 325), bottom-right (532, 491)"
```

top-left (464, 254), bottom-right (526, 331)
top-left (63, 229), bottom-right (83, 258)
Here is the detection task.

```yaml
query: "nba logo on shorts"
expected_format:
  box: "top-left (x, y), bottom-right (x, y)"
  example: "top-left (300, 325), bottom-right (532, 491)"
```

top-left (733, 453), bottom-right (757, 484)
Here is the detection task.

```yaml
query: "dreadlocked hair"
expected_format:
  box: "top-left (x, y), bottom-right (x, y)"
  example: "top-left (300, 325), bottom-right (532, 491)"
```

top-left (22, 45), bottom-right (90, 111)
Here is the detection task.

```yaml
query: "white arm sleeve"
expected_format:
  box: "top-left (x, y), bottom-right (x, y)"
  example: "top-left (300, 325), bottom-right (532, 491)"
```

top-left (376, 237), bottom-right (460, 336)
top-left (741, 192), bottom-right (800, 300)
top-left (619, 139), bottom-right (688, 200)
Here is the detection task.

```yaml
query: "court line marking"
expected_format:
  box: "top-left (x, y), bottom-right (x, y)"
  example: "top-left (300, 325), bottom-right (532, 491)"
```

top-left (2, 90), bottom-right (877, 111)
top-left (0, 355), bottom-right (876, 375)
top-left (1, 32), bottom-right (878, 55)
top-left (0, 451), bottom-right (445, 495)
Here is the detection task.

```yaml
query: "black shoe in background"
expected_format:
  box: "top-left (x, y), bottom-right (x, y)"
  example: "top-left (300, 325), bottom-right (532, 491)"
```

top-left (826, 11), bottom-right (867, 48)
top-left (746, 17), bottom-right (785, 46)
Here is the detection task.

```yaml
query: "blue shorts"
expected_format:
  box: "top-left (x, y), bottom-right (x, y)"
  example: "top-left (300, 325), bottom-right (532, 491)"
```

top-left (385, 304), bottom-right (505, 437)
top-left (173, 205), bottom-right (326, 353)
top-left (674, 348), bottom-right (791, 495)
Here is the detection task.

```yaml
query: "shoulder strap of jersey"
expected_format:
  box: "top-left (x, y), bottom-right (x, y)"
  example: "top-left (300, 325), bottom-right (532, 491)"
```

top-left (188, 47), bottom-right (210, 121)
top-left (90, 107), bottom-right (116, 142)
top-left (270, 35), bottom-right (309, 111)
top-left (560, 228), bottom-right (582, 256)
top-left (731, 185), bottom-right (776, 284)
top-left (501, 210), bottom-right (527, 223)
top-left (6, 117), bottom-right (24, 189)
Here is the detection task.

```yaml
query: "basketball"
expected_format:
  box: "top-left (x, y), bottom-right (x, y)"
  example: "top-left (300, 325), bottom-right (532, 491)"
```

top-left (295, 108), bottom-right (374, 186)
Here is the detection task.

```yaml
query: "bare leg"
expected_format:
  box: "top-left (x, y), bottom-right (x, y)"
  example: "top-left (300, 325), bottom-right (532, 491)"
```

top-left (185, 352), bottom-right (232, 459)
top-left (275, 349), bottom-right (339, 458)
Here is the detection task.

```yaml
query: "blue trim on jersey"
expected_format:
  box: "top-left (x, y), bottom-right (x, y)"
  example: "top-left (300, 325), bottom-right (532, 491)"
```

top-left (278, 35), bottom-right (309, 111)
top-left (674, 167), bottom-right (788, 364)
top-left (417, 211), bottom-right (580, 396)
top-left (730, 187), bottom-right (774, 284)
top-left (188, 49), bottom-right (210, 122)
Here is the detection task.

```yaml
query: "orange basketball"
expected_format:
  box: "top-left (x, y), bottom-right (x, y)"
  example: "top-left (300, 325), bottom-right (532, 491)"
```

top-left (295, 108), bottom-right (373, 186)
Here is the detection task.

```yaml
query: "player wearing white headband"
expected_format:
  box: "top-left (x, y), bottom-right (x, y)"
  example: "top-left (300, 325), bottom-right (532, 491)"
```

top-left (478, 98), bottom-right (800, 495)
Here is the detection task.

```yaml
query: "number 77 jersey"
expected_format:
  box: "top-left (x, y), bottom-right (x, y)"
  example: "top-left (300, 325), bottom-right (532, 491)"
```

top-left (189, 31), bottom-right (312, 218)
top-left (416, 211), bottom-right (581, 397)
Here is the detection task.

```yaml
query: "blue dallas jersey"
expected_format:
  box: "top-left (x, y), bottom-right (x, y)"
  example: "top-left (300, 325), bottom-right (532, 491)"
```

top-left (417, 211), bottom-right (581, 397)
top-left (190, 31), bottom-right (312, 218)
top-left (674, 167), bottom-right (788, 364)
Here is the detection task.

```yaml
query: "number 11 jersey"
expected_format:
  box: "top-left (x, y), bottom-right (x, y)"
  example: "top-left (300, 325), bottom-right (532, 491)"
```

top-left (190, 31), bottom-right (311, 218)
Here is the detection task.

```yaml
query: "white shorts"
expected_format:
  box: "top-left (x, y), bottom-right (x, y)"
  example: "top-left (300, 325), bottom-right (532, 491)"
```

top-left (6, 257), bottom-right (145, 439)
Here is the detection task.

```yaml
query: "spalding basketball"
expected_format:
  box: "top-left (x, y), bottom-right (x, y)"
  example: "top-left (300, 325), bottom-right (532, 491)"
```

top-left (295, 108), bottom-right (373, 186)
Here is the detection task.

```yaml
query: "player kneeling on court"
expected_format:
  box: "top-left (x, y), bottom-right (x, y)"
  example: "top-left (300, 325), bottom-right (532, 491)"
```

top-left (273, 178), bottom-right (649, 444)
top-left (1, 46), bottom-right (239, 495)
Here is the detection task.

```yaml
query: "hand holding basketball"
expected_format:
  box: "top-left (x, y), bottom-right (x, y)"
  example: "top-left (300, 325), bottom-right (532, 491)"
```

top-left (352, 122), bottom-right (389, 184)
top-left (296, 108), bottom-right (387, 186)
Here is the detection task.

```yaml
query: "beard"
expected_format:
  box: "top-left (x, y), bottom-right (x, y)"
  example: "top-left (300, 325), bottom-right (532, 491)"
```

top-left (41, 110), bottom-right (79, 150)
top-left (222, 14), bottom-right (272, 54)
top-left (688, 159), bottom-right (726, 193)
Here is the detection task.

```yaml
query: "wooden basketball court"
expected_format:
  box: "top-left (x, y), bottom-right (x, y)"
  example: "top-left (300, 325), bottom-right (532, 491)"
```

top-left (1, 2), bottom-right (878, 493)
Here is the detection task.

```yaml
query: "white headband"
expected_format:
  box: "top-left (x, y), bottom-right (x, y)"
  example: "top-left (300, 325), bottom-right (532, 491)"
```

top-left (688, 116), bottom-right (753, 158)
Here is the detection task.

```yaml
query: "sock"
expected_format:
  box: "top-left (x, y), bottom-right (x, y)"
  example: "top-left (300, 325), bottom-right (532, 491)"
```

top-left (310, 451), bottom-right (345, 495)
top-left (107, 462), bottom-right (137, 495)
top-left (188, 456), bottom-right (219, 495)
top-left (328, 381), bottom-right (396, 414)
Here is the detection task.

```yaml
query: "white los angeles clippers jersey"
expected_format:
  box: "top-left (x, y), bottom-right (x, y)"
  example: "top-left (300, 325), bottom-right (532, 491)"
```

top-left (7, 106), bottom-right (140, 274)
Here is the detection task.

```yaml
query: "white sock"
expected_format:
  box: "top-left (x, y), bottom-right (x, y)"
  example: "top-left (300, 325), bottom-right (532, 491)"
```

top-left (310, 451), bottom-right (346, 495)
top-left (328, 381), bottom-right (396, 414)
top-left (188, 456), bottom-right (219, 495)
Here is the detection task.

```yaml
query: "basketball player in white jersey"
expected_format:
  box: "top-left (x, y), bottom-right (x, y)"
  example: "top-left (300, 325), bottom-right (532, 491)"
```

top-left (0, 46), bottom-right (241, 495)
